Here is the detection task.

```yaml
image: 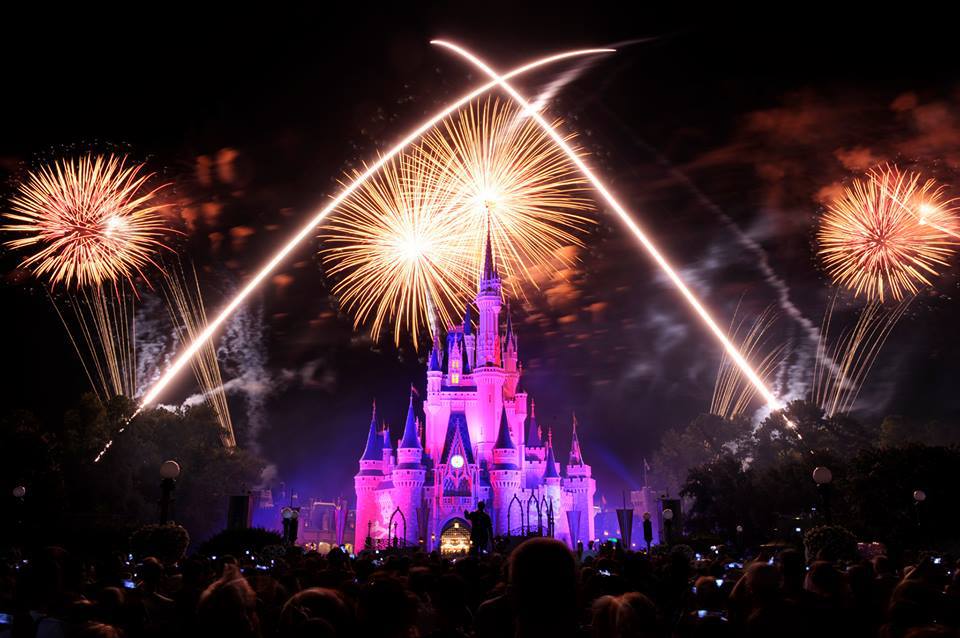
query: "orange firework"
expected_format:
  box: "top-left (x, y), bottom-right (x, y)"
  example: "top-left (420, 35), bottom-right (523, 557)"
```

top-left (3, 154), bottom-right (171, 289)
top-left (818, 165), bottom-right (959, 302)
top-left (412, 97), bottom-right (594, 293)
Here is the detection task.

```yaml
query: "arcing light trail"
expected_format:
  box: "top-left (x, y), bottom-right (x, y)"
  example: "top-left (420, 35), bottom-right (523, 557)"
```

top-left (93, 46), bottom-right (615, 462)
top-left (430, 40), bottom-right (784, 410)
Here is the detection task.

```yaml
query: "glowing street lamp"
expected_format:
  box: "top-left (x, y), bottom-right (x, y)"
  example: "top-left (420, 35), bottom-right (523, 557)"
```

top-left (159, 460), bottom-right (181, 525)
top-left (812, 466), bottom-right (833, 524)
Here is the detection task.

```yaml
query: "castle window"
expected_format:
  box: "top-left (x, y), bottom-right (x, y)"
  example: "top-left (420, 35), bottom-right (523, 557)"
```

top-left (451, 373), bottom-right (459, 385)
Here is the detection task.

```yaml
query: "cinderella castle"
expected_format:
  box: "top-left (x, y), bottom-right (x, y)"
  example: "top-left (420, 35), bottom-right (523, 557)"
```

top-left (354, 236), bottom-right (597, 553)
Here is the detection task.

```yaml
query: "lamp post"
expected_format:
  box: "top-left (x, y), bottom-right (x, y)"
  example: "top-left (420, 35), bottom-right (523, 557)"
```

top-left (662, 508), bottom-right (674, 546)
top-left (282, 507), bottom-right (300, 545)
top-left (913, 489), bottom-right (926, 543)
top-left (12, 485), bottom-right (26, 539)
top-left (159, 461), bottom-right (181, 525)
top-left (812, 466), bottom-right (833, 524)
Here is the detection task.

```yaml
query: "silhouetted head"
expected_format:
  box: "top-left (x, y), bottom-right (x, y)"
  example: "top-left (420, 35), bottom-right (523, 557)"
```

top-left (477, 501), bottom-right (485, 512)
top-left (279, 587), bottom-right (352, 638)
top-left (197, 564), bottom-right (260, 638)
top-left (509, 538), bottom-right (578, 636)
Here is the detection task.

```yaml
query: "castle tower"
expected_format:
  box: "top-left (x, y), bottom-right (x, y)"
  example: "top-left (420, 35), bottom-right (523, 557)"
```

top-left (563, 414), bottom-right (597, 546)
top-left (394, 394), bottom-right (426, 545)
top-left (354, 403), bottom-right (384, 549)
top-left (463, 305), bottom-right (476, 371)
top-left (490, 406), bottom-right (521, 536)
top-left (524, 399), bottom-right (545, 489)
top-left (503, 306), bottom-right (520, 398)
top-left (542, 429), bottom-right (563, 538)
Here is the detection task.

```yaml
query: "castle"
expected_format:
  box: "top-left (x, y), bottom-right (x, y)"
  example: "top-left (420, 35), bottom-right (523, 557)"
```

top-left (355, 235), bottom-right (597, 553)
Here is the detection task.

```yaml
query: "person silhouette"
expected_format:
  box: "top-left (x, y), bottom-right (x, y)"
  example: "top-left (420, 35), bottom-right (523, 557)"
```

top-left (464, 502), bottom-right (493, 556)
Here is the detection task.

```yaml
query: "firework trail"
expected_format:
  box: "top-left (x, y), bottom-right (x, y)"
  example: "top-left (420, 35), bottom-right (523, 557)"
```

top-left (118, 47), bottom-right (612, 430)
top-left (320, 155), bottom-right (474, 348)
top-left (811, 296), bottom-right (913, 418)
top-left (413, 97), bottom-right (594, 295)
top-left (431, 40), bottom-right (784, 410)
top-left (2, 155), bottom-right (171, 289)
top-left (161, 261), bottom-right (236, 449)
top-left (710, 304), bottom-right (785, 420)
top-left (818, 165), bottom-right (959, 303)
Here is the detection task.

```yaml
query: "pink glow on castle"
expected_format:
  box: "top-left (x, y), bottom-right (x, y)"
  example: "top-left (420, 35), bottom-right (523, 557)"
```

top-left (355, 235), bottom-right (596, 552)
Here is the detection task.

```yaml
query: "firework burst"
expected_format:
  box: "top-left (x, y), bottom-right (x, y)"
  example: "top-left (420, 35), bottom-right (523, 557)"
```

top-left (320, 156), bottom-right (475, 348)
top-left (412, 97), bottom-right (594, 294)
top-left (818, 165), bottom-right (958, 303)
top-left (3, 154), bottom-right (171, 289)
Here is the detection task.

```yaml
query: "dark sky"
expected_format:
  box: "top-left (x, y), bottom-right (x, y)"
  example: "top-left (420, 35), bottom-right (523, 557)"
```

top-left (2, 6), bottom-right (959, 500)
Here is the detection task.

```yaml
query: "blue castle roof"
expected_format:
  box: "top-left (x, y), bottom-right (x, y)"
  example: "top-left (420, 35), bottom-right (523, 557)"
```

top-left (360, 405), bottom-right (382, 462)
top-left (543, 433), bottom-right (560, 479)
top-left (494, 406), bottom-right (515, 450)
top-left (399, 396), bottom-right (421, 449)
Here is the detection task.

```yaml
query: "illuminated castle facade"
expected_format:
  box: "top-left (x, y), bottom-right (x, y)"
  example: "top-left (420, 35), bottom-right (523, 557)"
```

top-left (355, 236), bottom-right (596, 553)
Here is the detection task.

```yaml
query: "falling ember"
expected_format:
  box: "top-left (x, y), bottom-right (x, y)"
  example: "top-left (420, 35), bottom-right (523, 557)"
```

top-left (320, 156), bottom-right (475, 348)
top-left (710, 305), bottom-right (784, 421)
top-left (161, 261), bottom-right (237, 449)
top-left (2, 154), bottom-right (172, 289)
top-left (412, 97), bottom-right (594, 294)
top-left (817, 165), bottom-right (959, 303)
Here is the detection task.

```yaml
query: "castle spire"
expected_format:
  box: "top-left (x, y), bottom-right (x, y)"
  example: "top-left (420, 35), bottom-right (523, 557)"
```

top-left (526, 399), bottom-right (542, 447)
top-left (400, 390), bottom-right (421, 449)
top-left (543, 427), bottom-right (559, 479)
top-left (494, 405), bottom-right (516, 450)
top-left (463, 304), bottom-right (473, 335)
top-left (360, 401), bottom-right (382, 461)
top-left (569, 412), bottom-right (584, 466)
top-left (504, 302), bottom-right (516, 350)
top-left (429, 334), bottom-right (442, 372)
top-left (481, 223), bottom-right (498, 287)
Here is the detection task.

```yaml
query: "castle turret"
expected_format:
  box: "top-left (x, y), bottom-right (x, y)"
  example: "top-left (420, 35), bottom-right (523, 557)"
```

top-left (355, 403), bottom-right (384, 549)
top-left (562, 414), bottom-right (596, 547)
top-left (463, 305), bottom-right (476, 371)
top-left (503, 304), bottom-right (520, 398)
top-left (394, 394), bottom-right (426, 544)
top-left (490, 406), bottom-right (521, 535)
top-left (543, 429), bottom-right (563, 539)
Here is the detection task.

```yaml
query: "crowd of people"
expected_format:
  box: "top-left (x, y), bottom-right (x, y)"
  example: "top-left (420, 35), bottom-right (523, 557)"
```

top-left (1, 536), bottom-right (959, 637)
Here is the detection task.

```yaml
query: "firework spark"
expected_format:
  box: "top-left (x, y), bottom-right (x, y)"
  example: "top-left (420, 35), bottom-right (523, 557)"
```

top-left (3, 154), bottom-right (171, 289)
top-left (50, 284), bottom-right (138, 403)
top-left (710, 305), bottom-right (785, 421)
top-left (811, 296), bottom-right (912, 418)
top-left (413, 98), bottom-right (594, 293)
top-left (320, 156), bottom-right (474, 348)
top-left (818, 165), bottom-right (958, 303)
top-left (431, 39), bottom-right (784, 410)
top-left (162, 261), bottom-right (236, 449)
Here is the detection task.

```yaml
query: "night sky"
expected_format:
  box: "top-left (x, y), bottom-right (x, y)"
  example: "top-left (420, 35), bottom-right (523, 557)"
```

top-left (2, 7), bottom-right (959, 501)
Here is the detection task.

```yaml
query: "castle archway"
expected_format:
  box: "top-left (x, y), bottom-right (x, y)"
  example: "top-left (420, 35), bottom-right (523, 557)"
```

top-left (439, 517), bottom-right (471, 556)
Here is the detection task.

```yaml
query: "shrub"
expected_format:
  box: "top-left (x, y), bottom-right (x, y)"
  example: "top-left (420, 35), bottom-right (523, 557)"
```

top-left (804, 525), bottom-right (857, 562)
top-left (197, 527), bottom-right (283, 558)
top-left (129, 524), bottom-right (190, 564)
